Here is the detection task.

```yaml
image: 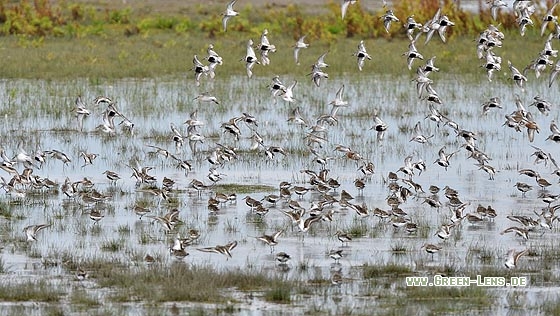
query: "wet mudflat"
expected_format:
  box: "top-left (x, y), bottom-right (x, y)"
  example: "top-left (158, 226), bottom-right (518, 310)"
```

top-left (0, 72), bottom-right (559, 315)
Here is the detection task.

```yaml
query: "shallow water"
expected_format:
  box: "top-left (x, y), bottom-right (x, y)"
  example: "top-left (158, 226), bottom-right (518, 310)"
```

top-left (0, 68), bottom-right (559, 314)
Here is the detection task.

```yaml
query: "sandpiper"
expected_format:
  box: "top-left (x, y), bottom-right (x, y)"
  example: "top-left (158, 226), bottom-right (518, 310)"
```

top-left (421, 243), bottom-right (442, 258)
top-left (340, 0), bottom-right (357, 19)
top-left (536, 177), bottom-right (552, 190)
top-left (243, 39), bottom-right (260, 78)
top-left (501, 226), bottom-right (529, 240)
top-left (508, 60), bottom-right (528, 90)
top-left (79, 151), bottom-right (98, 168)
top-left (103, 170), bottom-right (121, 184)
top-left (293, 35), bottom-right (309, 65)
top-left (133, 205), bottom-right (151, 220)
top-left (435, 224), bottom-right (454, 240)
top-left (197, 240), bottom-right (238, 260)
top-left (192, 55), bottom-right (210, 87)
top-left (292, 186), bottom-right (310, 199)
top-left (258, 29), bottom-right (276, 66)
top-left (74, 96), bottom-right (90, 132)
top-left (76, 268), bottom-right (88, 281)
top-left (23, 224), bottom-right (51, 242)
top-left (353, 40), bottom-right (372, 71)
top-left (530, 145), bottom-right (549, 165)
top-left (481, 97), bottom-right (502, 115)
top-left (309, 64), bottom-right (329, 87)
top-left (505, 249), bottom-right (528, 269)
top-left (403, 40), bottom-right (424, 70)
top-left (329, 85), bottom-right (348, 108)
top-left (89, 209), bottom-right (104, 224)
top-left (404, 15), bottom-right (423, 40)
top-left (276, 252), bottom-right (291, 265)
top-left (488, 0), bottom-right (507, 21)
top-left (380, 9), bottom-right (399, 33)
top-left (434, 146), bottom-right (459, 171)
top-left (335, 230), bottom-right (352, 247)
top-left (256, 230), bottom-right (284, 253)
top-left (243, 195), bottom-right (262, 210)
top-left (550, 60), bottom-right (560, 87)
top-left (297, 215), bottom-right (322, 233)
top-left (329, 249), bottom-right (343, 263)
top-left (222, 0), bottom-right (239, 32)
top-left (206, 44), bottom-right (223, 65)
top-left (410, 121), bottom-right (433, 144)
top-left (193, 92), bottom-right (220, 105)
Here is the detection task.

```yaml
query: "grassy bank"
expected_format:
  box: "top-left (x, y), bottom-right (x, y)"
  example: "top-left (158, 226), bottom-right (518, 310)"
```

top-left (0, 0), bottom-right (551, 80)
top-left (0, 31), bottom-right (546, 80)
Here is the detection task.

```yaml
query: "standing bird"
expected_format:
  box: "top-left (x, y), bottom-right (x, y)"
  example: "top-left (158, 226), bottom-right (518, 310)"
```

top-left (353, 40), bottom-right (372, 71)
top-left (421, 243), bottom-right (442, 259)
top-left (222, 0), bottom-right (239, 32)
top-left (276, 252), bottom-right (291, 265)
top-left (335, 230), bottom-right (352, 247)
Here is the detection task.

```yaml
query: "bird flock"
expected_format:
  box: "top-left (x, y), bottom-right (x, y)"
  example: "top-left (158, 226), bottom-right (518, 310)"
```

top-left (3, 1), bottom-right (560, 288)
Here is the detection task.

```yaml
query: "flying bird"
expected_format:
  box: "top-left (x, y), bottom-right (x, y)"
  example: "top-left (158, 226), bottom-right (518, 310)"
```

top-left (353, 40), bottom-right (372, 71)
top-left (222, 0), bottom-right (239, 32)
top-left (293, 35), bottom-right (309, 65)
top-left (341, 0), bottom-right (357, 20)
top-left (243, 39), bottom-right (260, 78)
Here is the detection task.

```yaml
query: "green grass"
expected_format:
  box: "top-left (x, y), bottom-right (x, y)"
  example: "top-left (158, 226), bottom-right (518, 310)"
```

top-left (0, 280), bottom-right (62, 302)
top-left (0, 257), bottom-right (7, 274)
top-left (264, 282), bottom-right (292, 303)
top-left (362, 263), bottom-right (413, 278)
top-left (95, 263), bottom-right (294, 303)
top-left (0, 202), bottom-right (14, 219)
top-left (404, 285), bottom-right (493, 304)
top-left (0, 0), bottom-right (548, 81)
top-left (213, 183), bottom-right (275, 194)
top-left (544, 296), bottom-right (560, 315)
top-left (116, 224), bottom-right (131, 235)
top-left (346, 218), bottom-right (369, 237)
top-left (70, 288), bottom-right (101, 307)
top-left (390, 242), bottom-right (408, 254)
top-left (0, 33), bottom-right (545, 80)
top-left (100, 238), bottom-right (125, 252)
